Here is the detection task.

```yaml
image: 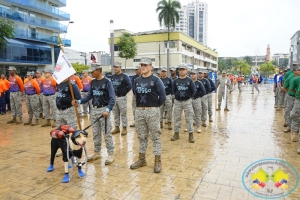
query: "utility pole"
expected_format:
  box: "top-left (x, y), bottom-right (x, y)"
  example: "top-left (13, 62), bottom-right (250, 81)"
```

top-left (110, 20), bottom-right (114, 75)
top-left (159, 42), bottom-right (161, 69)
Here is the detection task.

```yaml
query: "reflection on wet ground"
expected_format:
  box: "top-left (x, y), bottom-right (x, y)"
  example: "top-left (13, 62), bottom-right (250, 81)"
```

top-left (0, 84), bottom-right (299, 199)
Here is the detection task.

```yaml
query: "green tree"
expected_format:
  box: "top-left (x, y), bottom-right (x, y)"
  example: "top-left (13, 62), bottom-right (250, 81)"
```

top-left (233, 60), bottom-right (251, 75)
top-left (218, 58), bottom-right (229, 72)
top-left (156, 0), bottom-right (181, 41)
top-left (280, 58), bottom-right (289, 68)
top-left (271, 60), bottom-right (278, 67)
top-left (259, 62), bottom-right (276, 78)
top-left (0, 19), bottom-right (15, 49)
top-left (116, 32), bottom-right (137, 72)
top-left (71, 62), bottom-right (90, 74)
top-left (243, 56), bottom-right (252, 65)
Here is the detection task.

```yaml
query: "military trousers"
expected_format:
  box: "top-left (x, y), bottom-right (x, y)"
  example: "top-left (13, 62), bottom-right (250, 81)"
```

top-left (92, 107), bottom-right (114, 154)
top-left (192, 98), bottom-right (202, 126)
top-left (43, 94), bottom-right (57, 120)
top-left (135, 107), bottom-right (162, 156)
top-left (10, 91), bottom-right (22, 117)
top-left (290, 98), bottom-right (300, 132)
top-left (207, 93), bottom-right (213, 116)
top-left (218, 89), bottom-right (228, 107)
top-left (160, 94), bottom-right (173, 123)
top-left (201, 95), bottom-right (208, 122)
top-left (276, 88), bottom-right (285, 107)
top-left (238, 83), bottom-right (243, 93)
top-left (81, 92), bottom-right (92, 114)
top-left (112, 96), bottom-right (128, 127)
top-left (174, 99), bottom-right (194, 134)
top-left (252, 83), bottom-right (259, 92)
top-left (285, 95), bottom-right (295, 126)
top-left (56, 106), bottom-right (78, 130)
top-left (26, 94), bottom-right (39, 119)
top-left (38, 92), bottom-right (43, 114)
top-left (132, 93), bottom-right (136, 120)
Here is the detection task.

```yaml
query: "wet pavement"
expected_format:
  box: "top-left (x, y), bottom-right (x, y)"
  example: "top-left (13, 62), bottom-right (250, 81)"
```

top-left (0, 83), bottom-right (300, 200)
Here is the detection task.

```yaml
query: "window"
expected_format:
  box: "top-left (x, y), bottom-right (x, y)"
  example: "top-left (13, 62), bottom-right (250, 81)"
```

top-left (133, 59), bottom-right (141, 62)
top-left (182, 55), bottom-right (186, 63)
top-left (164, 41), bottom-right (177, 48)
top-left (114, 45), bottom-right (120, 51)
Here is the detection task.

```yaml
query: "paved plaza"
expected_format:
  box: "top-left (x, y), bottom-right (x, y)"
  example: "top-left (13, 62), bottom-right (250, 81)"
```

top-left (0, 83), bottom-right (300, 200)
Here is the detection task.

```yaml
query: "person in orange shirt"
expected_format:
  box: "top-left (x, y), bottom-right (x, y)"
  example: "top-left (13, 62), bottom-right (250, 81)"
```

top-left (24, 72), bottom-right (41, 126)
top-left (7, 66), bottom-right (24, 124)
top-left (236, 74), bottom-right (244, 93)
top-left (1, 74), bottom-right (10, 112)
top-left (251, 74), bottom-right (260, 94)
top-left (81, 70), bottom-right (93, 114)
top-left (24, 77), bottom-right (29, 84)
top-left (70, 74), bottom-right (83, 118)
top-left (0, 80), bottom-right (7, 115)
top-left (35, 69), bottom-right (45, 118)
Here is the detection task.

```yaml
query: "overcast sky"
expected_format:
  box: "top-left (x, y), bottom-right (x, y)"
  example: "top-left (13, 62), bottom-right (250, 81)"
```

top-left (61, 0), bottom-right (300, 57)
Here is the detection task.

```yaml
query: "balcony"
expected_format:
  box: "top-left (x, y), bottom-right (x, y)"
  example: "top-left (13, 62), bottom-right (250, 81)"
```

top-left (0, 7), bottom-right (67, 32)
top-left (4, 0), bottom-right (70, 20)
top-left (13, 29), bottom-right (71, 47)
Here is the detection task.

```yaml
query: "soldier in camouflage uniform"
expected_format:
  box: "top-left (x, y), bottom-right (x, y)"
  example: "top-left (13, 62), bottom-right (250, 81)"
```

top-left (73, 63), bottom-right (116, 164)
top-left (130, 57), bottom-right (166, 173)
top-left (130, 65), bottom-right (142, 127)
top-left (35, 69), bottom-right (45, 119)
top-left (216, 70), bottom-right (232, 111)
top-left (198, 70), bottom-right (211, 127)
top-left (204, 70), bottom-right (216, 122)
top-left (111, 62), bottom-right (132, 135)
top-left (42, 69), bottom-right (57, 128)
top-left (24, 72), bottom-right (41, 126)
top-left (172, 64), bottom-right (196, 143)
top-left (7, 66), bottom-right (24, 125)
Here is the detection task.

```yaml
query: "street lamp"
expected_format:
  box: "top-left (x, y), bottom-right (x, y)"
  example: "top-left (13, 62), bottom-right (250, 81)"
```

top-left (63, 21), bottom-right (74, 42)
top-left (110, 20), bottom-right (114, 75)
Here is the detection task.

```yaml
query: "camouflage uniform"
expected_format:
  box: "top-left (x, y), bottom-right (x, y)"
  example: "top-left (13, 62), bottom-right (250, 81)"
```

top-left (81, 91), bottom-right (92, 113)
top-left (132, 93), bottom-right (136, 120)
top-left (277, 88), bottom-right (285, 107)
top-left (43, 95), bottom-right (57, 120)
top-left (201, 95), bottom-right (208, 121)
top-left (92, 107), bottom-right (114, 154)
top-left (56, 107), bottom-right (78, 130)
top-left (217, 77), bottom-right (231, 107)
top-left (38, 93), bottom-right (43, 114)
top-left (135, 107), bottom-right (162, 155)
top-left (112, 96), bottom-right (128, 127)
top-left (238, 83), bottom-right (242, 93)
top-left (192, 98), bottom-right (202, 126)
top-left (251, 83), bottom-right (259, 93)
top-left (10, 91), bottom-right (22, 117)
top-left (285, 95), bottom-right (295, 126)
top-left (290, 98), bottom-right (300, 132)
top-left (174, 99), bottom-right (194, 133)
top-left (207, 93), bottom-right (213, 116)
top-left (26, 94), bottom-right (39, 119)
top-left (160, 94), bottom-right (172, 122)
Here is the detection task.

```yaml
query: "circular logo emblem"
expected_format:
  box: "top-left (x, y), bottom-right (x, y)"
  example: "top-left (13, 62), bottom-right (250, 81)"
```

top-left (242, 159), bottom-right (299, 199)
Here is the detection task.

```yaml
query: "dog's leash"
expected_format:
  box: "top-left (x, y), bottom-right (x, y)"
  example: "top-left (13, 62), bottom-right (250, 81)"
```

top-left (83, 115), bottom-right (107, 135)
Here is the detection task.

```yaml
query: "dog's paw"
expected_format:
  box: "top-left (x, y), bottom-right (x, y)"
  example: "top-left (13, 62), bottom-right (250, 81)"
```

top-left (78, 169), bottom-right (85, 178)
top-left (62, 174), bottom-right (69, 183)
top-left (68, 164), bottom-right (72, 168)
top-left (47, 165), bottom-right (54, 172)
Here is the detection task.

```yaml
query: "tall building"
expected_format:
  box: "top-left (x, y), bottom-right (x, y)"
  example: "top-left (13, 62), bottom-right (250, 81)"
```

top-left (0, 0), bottom-right (71, 78)
top-left (266, 44), bottom-right (270, 62)
top-left (175, 0), bottom-right (208, 45)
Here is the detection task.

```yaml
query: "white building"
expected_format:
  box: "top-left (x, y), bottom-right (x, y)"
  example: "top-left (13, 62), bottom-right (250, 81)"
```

top-left (64, 48), bottom-right (87, 65)
top-left (175, 0), bottom-right (208, 46)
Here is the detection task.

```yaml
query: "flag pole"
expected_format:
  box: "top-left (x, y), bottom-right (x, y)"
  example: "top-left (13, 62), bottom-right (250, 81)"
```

top-left (58, 36), bottom-right (82, 130)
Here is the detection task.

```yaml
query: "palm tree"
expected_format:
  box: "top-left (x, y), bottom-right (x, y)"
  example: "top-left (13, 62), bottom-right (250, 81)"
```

top-left (233, 60), bottom-right (251, 75)
top-left (156, 0), bottom-right (181, 41)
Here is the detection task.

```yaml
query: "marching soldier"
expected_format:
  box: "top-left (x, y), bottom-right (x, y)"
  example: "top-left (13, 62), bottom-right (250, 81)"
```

top-left (159, 66), bottom-right (173, 130)
top-left (35, 69), bottom-right (45, 118)
top-left (236, 74), bottom-right (244, 93)
top-left (23, 72), bottom-right (41, 126)
top-left (111, 62), bottom-right (132, 135)
top-left (198, 70), bottom-right (211, 127)
top-left (130, 65), bottom-right (142, 127)
top-left (130, 57), bottom-right (166, 173)
top-left (204, 70), bottom-right (216, 122)
top-left (73, 63), bottom-right (116, 164)
top-left (191, 69), bottom-right (206, 133)
top-left (216, 70), bottom-right (232, 111)
top-left (41, 69), bottom-right (57, 128)
top-left (81, 70), bottom-right (93, 115)
top-left (1, 74), bottom-right (10, 112)
top-left (171, 64), bottom-right (196, 143)
top-left (251, 74), bottom-right (260, 94)
top-left (7, 66), bottom-right (24, 125)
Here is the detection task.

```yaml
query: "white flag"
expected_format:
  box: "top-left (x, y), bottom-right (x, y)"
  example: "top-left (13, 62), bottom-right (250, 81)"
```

top-left (52, 50), bottom-right (76, 84)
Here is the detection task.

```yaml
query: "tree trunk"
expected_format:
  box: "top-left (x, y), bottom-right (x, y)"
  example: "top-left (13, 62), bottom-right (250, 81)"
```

top-left (125, 59), bottom-right (127, 73)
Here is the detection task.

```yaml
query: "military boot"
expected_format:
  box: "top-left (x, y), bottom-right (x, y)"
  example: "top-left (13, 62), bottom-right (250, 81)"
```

top-left (189, 133), bottom-right (195, 143)
top-left (197, 126), bottom-right (201, 133)
top-left (171, 133), bottom-right (179, 141)
top-left (209, 115), bottom-right (213, 122)
top-left (16, 117), bottom-right (23, 125)
top-left (291, 131), bottom-right (298, 142)
top-left (7, 117), bottom-right (17, 124)
top-left (111, 126), bottom-right (120, 134)
top-left (41, 119), bottom-right (51, 127)
top-left (283, 119), bottom-right (288, 127)
top-left (31, 119), bottom-right (39, 126)
top-left (52, 120), bottom-right (57, 128)
top-left (154, 155), bottom-right (162, 173)
top-left (276, 107), bottom-right (280, 111)
top-left (121, 127), bottom-right (127, 135)
top-left (284, 126), bottom-right (291, 133)
top-left (130, 122), bottom-right (135, 127)
top-left (87, 152), bottom-right (101, 162)
top-left (39, 113), bottom-right (43, 119)
top-left (130, 153), bottom-right (147, 169)
top-left (202, 121), bottom-right (207, 127)
top-left (216, 106), bottom-right (221, 111)
top-left (224, 107), bottom-right (229, 111)
top-left (297, 147), bottom-right (300, 154)
top-left (274, 104), bottom-right (277, 108)
top-left (24, 119), bottom-right (32, 126)
top-left (184, 129), bottom-right (188, 132)
top-left (160, 122), bottom-right (163, 128)
top-left (168, 122), bottom-right (172, 130)
top-left (105, 154), bottom-right (114, 165)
